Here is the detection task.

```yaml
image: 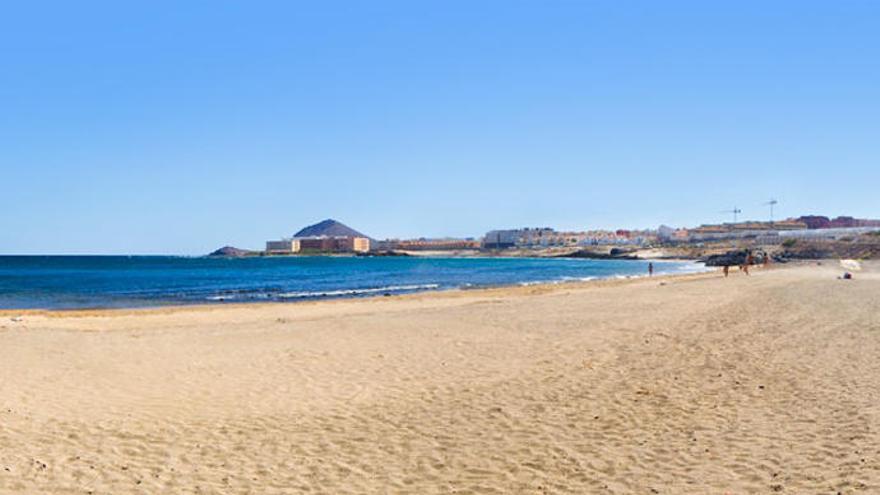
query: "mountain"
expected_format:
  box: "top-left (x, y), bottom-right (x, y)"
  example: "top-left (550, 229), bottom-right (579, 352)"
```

top-left (207, 246), bottom-right (255, 257)
top-left (293, 219), bottom-right (369, 238)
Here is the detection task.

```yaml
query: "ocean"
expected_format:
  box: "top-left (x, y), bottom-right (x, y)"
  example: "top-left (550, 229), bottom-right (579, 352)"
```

top-left (0, 255), bottom-right (706, 310)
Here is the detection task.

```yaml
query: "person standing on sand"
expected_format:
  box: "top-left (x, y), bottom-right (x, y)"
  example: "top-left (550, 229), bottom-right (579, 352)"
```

top-left (723, 265), bottom-right (730, 277)
top-left (648, 262), bottom-right (654, 277)
top-left (743, 250), bottom-right (753, 276)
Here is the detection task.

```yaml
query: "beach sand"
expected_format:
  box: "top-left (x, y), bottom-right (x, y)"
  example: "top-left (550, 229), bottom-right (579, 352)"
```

top-left (2, 263), bottom-right (879, 494)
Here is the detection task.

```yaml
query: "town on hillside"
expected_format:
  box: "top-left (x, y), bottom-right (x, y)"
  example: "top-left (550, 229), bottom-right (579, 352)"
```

top-left (212, 214), bottom-right (880, 261)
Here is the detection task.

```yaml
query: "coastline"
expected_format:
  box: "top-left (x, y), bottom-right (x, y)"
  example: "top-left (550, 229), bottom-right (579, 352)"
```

top-left (0, 265), bottom-right (714, 318)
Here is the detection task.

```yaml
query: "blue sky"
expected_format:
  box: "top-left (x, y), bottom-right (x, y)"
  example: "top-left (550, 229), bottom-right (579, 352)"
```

top-left (1, 1), bottom-right (878, 254)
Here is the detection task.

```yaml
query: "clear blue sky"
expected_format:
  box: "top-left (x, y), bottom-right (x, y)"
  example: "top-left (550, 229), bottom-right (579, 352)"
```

top-left (1, 1), bottom-right (878, 254)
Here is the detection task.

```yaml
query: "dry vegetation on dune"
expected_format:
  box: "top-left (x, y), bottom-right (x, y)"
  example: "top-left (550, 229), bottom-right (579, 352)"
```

top-left (2, 264), bottom-right (880, 494)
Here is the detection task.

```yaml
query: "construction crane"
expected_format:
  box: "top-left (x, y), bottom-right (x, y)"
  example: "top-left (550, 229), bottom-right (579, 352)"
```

top-left (720, 206), bottom-right (742, 223)
top-left (764, 199), bottom-right (779, 222)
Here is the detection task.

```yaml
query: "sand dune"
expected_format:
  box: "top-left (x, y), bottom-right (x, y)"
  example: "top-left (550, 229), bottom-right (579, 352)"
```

top-left (2, 263), bottom-right (880, 493)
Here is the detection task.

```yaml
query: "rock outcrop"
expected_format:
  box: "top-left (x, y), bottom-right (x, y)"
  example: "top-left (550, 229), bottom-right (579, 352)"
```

top-left (556, 249), bottom-right (639, 260)
top-left (704, 249), bottom-right (776, 266)
top-left (703, 250), bottom-right (748, 267)
top-left (207, 246), bottom-right (254, 257)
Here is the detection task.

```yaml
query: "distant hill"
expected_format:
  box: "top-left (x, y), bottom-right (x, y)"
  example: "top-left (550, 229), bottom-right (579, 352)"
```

top-left (207, 246), bottom-right (255, 257)
top-left (294, 219), bottom-right (369, 238)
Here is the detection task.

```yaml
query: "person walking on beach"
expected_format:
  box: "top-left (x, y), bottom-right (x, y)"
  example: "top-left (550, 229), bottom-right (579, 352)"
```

top-left (742, 250), bottom-right (753, 276)
top-left (723, 265), bottom-right (730, 277)
top-left (648, 262), bottom-right (654, 277)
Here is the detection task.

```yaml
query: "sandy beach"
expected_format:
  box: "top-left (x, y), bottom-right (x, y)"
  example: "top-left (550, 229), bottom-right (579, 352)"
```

top-left (2, 263), bottom-right (879, 494)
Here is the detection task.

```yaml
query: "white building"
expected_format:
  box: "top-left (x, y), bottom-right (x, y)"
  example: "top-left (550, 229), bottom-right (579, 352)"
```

top-left (482, 228), bottom-right (588, 249)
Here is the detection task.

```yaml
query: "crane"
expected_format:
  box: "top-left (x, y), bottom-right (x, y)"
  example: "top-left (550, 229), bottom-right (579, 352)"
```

top-left (720, 206), bottom-right (742, 223)
top-left (764, 199), bottom-right (779, 223)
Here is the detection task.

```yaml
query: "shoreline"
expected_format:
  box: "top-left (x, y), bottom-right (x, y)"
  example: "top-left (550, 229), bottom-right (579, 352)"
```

top-left (0, 266), bottom-right (717, 318)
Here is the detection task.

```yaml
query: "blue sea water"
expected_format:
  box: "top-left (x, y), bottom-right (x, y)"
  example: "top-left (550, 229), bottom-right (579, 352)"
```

top-left (0, 256), bottom-right (706, 310)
